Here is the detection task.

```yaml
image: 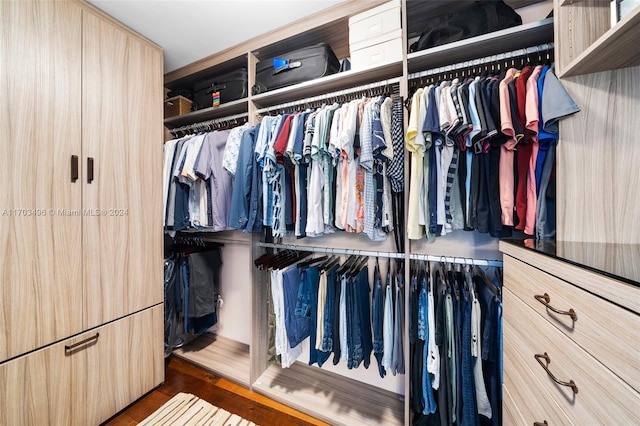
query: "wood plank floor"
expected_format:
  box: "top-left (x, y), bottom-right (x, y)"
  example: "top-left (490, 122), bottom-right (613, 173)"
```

top-left (104, 356), bottom-right (329, 426)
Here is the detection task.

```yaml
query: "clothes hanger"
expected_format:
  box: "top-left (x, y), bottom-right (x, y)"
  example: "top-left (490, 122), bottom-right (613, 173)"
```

top-left (472, 265), bottom-right (501, 297)
top-left (297, 255), bottom-right (329, 269)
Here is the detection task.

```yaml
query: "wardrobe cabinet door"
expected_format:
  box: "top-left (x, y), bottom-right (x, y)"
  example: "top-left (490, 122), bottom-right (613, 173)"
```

top-left (85, 305), bottom-right (164, 425)
top-left (82, 10), bottom-right (164, 328)
top-left (0, 0), bottom-right (83, 361)
top-left (0, 333), bottom-right (88, 425)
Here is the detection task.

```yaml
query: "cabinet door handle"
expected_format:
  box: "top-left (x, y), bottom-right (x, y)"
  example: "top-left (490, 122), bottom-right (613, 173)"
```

top-left (87, 157), bottom-right (94, 184)
top-left (534, 352), bottom-right (578, 394)
top-left (534, 421), bottom-right (548, 426)
top-left (65, 333), bottom-right (99, 351)
top-left (71, 155), bottom-right (79, 183)
top-left (534, 293), bottom-right (578, 321)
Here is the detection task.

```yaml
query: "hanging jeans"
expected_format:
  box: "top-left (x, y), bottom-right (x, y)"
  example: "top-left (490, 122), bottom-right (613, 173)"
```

top-left (283, 266), bottom-right (310, 348)
top-left (372, 263), bottom-right (386, 378)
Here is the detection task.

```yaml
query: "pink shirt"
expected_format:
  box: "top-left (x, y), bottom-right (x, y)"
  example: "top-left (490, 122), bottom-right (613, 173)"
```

top-left (499, 68), bottom-right (518, 226)
top-left (524, 65), bottom-right (543, 235)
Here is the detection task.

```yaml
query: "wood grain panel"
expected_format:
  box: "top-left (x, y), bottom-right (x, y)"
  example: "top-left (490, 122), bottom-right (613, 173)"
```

top-left (85, 305), bottom-right (164, 425)
top-left (503, 328), bottom-right (574, 426)
top-left (504, 288), bottom-right (640, 424)
top-left (0, 0), bottom-right (83, 361)
top-left (174, 333), bottom-right (250, 386)
top-left (82, 10), bottom-right (164, 328)
top-left (0, 333), bottom-right (87, 425)
top-left (500, 241), bottom-right (640, 313)
top-left (253, 363), bottom-right (404, 426)
top-left (504, 255), bottom-right (640, 392)
top-left (555, 67), bottom-right (640, 245)
top-left (555, 0), bottom-right (611, 74)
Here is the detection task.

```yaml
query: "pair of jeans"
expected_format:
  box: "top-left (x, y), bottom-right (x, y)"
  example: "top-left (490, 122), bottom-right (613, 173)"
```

top-left (283, 266), bottom-right (310, 348)
top-left (320, 264), bottom-right (338, 352)
top-left (303, 266), bottom-right (321, 367)
top-left (356, 266), bottom-right (373, 369)
top-left (460, 274), bottom-right (479, 426)
top-left (391, 272), bottom-right (405, 375)
top-left (372, 262), bottom-right (386, 377)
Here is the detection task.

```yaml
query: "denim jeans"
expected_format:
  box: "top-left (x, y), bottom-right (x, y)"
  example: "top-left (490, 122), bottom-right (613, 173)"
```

top-left (321, 264), bottom-right (338, 352)
top-left (356, 266), bottom-right (373, 369)
top-left (283, 266), bottom-right (310, 348)
top-left (347, 274), bottom-right (362, 369)
top-left (372, 262), bottom-right (385, 377)
top-left (295, 267), bottom-right (313, 318)
top-left (391, 272), bottom-right (405, 375)
top-left (303, 266), bottom-right (320, 366)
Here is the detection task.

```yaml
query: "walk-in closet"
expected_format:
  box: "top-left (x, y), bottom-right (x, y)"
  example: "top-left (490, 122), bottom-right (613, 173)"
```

top-left (2, 0), bottom-right (639, 425)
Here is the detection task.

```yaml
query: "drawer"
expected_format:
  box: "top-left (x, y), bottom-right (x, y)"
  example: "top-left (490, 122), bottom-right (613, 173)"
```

top-left (350, 37), bottom-right (403, 71)
top-left (348, 0), bottom-right (401, 46)
top-left (504, 255), bottom-right (640, 392)
top-left (504, 288), bottom-right (640, 424)
top-left (503, 349), bottom-right (571, 426)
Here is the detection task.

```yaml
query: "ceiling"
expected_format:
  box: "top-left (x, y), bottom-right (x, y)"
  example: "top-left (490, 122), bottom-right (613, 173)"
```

top-left (87, 0), bottom-right (346, 74)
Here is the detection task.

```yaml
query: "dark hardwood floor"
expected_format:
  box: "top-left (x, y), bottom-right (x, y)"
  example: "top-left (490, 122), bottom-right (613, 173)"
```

top-left (104, 356), bottom-right (329, 426)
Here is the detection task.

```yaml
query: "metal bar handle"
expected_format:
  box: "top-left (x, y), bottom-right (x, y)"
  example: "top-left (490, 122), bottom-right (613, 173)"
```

top-left (534, 293), bottom-right (578, 321)
top-left (87, 157), bottom-right (94, 184)
top-left (534, 352), bottom-right (578, 394)
top-left (534, 421), bottom-right (549, 426)
top-left (65, 333), bottom-right (99, 351)
top-left (71, 155), bottom-right (79, 183)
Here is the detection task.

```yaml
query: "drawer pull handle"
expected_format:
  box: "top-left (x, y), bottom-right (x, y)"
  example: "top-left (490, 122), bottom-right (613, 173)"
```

top-left (534, 421), bottom-right (548, 426)
top-left (535, 352), bottom-right (578, 394)
top-left (65, 333), bottom-right (99, 351)
top-left (534, 293), bottom-right (578, 321)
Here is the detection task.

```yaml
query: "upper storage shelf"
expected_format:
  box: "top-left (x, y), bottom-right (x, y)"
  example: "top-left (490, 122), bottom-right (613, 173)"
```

top-left (557, 1), bottom-right (640, 77)
top-left (407, 17), bottom-right (554, 74)
top-left (163, 98), bottom-right (248, 128)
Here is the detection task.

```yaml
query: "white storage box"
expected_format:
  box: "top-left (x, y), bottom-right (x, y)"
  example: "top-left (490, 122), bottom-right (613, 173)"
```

top-left (348, 0), bottom-right (401, 47)
top-left (350, 35), bottom-right (403, 71)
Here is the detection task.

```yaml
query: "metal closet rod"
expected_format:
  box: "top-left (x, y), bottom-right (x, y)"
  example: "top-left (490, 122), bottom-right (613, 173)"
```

top-left (169, 111), bottom-right (249, 136)
top-left (257, 242), bottom-right (503, 266)
top-left (409, 253), bottom-right (503, 267)
top-left (257, 242), bottom-right (405, 259)
top-left (408, 42), bottom-right (555, 81)
top-left (255, 77), bottom-right (402, 115)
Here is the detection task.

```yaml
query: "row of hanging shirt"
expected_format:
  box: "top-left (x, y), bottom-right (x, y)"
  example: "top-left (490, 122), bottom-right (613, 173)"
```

top-left (256, 251), bottom-right (405, 377)
top-left (163, 93), bottom-right (407, 244)
top-left (163, 124), bottom-right (250, 232)
top-left (406, 62), bottom-right (580, 241)
top-left (409, 262), bottom-right (502, 426)
top-left (241, 95), bottom-right (406, 241)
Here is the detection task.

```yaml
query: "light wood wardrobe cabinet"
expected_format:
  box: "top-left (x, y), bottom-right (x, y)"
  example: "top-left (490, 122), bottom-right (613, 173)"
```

top-left (0, 1), bottom-right (164, 425)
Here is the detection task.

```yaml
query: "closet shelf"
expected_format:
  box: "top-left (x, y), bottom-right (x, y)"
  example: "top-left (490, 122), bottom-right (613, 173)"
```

top-left (559, 0), bottom-right (610, 6)
top-left (251, 60), bottom-right (403, 108)
top-left (163, 98), bottom-right (248, 128)
top-left (252, 362), bottom-right (404, 426)
top-left (173, 333), bottom-right (251, 387)
top-left (406, 0), bottom-right (545, 38)
top-left (559, 4), bottom-right (640, 77)
top-left (407, 18), bottom-right (554, 74)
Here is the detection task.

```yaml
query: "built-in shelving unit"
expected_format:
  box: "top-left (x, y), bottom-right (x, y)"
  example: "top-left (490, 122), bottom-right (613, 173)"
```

top-left (162, 1), bottom-right (556, 425)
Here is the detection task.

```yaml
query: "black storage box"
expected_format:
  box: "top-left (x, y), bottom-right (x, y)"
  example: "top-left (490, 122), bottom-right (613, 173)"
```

top-left (252, 43), bottom-right (340, 95)
top-left (193, 68), bottom-right (248, 109)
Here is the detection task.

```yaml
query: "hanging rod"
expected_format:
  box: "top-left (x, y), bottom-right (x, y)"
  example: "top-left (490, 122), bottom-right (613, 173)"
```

top-left (408, 42), bottom-right (555, 81)
top-left (409, 253), bottom-right (503, 267)
top-left (255, 77), bottom-right (402, 115)
top-left (169, 112), bottom-right (249, 137)
top-left (257, 242), bottom-right (503, 266)
top-left (257, 242), bottom-right (405, 259)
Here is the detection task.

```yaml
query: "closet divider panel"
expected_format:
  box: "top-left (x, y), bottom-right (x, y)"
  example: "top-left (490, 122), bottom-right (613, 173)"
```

top-left (556, 68), bottom-right (640, 244)
top-left (82, 10), bottom-right (164, 329)
top-left (0, 0), bottom-right (83, 361)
